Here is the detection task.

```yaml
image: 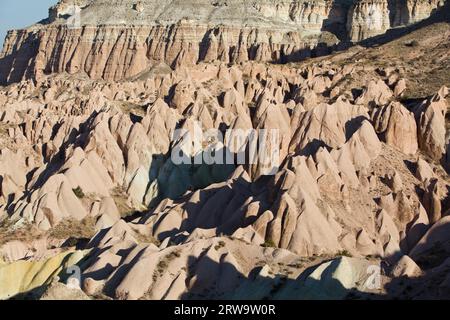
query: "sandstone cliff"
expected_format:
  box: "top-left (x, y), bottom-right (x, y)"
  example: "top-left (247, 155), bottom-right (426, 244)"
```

top-left (0, 0), bottom-right (446, 84)
top-left (347, 0), bottom-right (445, 41)
top-left (0, 1), bottom-right (449, 301)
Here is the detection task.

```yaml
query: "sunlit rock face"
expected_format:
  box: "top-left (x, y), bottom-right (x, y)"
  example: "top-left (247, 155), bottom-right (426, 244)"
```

top-left (0, 0), bottom-right (350, 84)
top-left (1, 0), bottom-right (445, 84)
top-left (347, 0), bottom-right (391, 42)
top-left (0, 0), bottom-right (449, 301)
top-left (347, 0), bottom-right (445, 41)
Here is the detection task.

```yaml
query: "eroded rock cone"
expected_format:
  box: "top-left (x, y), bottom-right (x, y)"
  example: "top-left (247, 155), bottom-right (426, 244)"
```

top-left (415, 86), bottom-right (448, 161)
top-left (0, 0), bottom-right (449, 301)
top-left (371, 101), bottom-right (418, 155)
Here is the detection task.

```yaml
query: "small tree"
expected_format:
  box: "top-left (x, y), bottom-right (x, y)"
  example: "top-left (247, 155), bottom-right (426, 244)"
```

top-left (72, 186), bottom-right (85, 199)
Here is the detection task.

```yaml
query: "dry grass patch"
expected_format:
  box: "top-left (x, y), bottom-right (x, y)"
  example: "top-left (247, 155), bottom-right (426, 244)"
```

top-left (48, 216), bottom-right (96, 241)
top-left (111, 186), bottom-right (135, 218)
top-left (135, 233), bottom-right (160, 246)
top-left (0, 220), bottom-right (43, 247)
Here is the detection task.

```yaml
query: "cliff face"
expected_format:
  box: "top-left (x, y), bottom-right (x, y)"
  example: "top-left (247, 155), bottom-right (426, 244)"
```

top-left (0, 23), bottom-right (330, 84)
top-left (0, 0), bottom-right (449, 301)
top-left (405, 0), bottom-right (445, 23)
top-left (347, 0), bottom-right (445, 41)
top-left (347, 0), bottom-right (391, 41)
top-left (0, 0), bottom-right (445, 84)
top-left (1, 0), bottom-right (353, 84)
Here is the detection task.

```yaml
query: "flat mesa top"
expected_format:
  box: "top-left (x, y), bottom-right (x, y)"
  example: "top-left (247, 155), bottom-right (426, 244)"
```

top-left (47, 0), bottom-right (350, 29)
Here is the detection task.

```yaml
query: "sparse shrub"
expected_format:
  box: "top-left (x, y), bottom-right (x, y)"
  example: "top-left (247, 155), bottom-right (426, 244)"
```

top-left (214, 240), bottom-right (226, 251)
top-left (136, 233), bottom-right (160, 246)
top-left (261, 239), bottom-right (276, 248)
top-left (157, 259), bottom-right (168, 274)
top-left (72, 186), bottom-right (85, 199)
top-left (65, 237), bottom-right (79, 247)
top-left (111, 186), bottom-right (135, 217)
top-left (337, 250), bottom-right (353, 257)
top-left (404, 40), bottom-right (419, 47)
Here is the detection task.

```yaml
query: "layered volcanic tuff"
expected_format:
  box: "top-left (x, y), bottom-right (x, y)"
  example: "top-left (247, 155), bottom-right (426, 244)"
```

top-left (0, 0), bottom-right (446, 84)
top-left (347, 0), bottom-right (446, 41)
top-left (0, 0), bottom-right (450, 301)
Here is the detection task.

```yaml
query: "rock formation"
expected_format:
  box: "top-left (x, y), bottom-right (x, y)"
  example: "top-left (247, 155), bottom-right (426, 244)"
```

top-left (0, 0), bottom-right (449, 301)
top-left (0, 0), bottom-right (446, 84)
top-left (347, 0), bottom-right (392, 41)
top-left (347, 0), bottom-right (445, 41)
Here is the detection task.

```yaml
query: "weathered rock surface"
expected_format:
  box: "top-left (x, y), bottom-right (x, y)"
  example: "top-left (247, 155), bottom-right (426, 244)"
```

top-left (0, 0), bottom-right (446, 84)
top-left (0, 0), bottom-right (449, 301)
top-left (347, 0), bottom-right (445, 41)
top-left (0, 250), bottom-right (86, 300)
top-left (40, 282), bottom-right (91, 300)
top-left (415, 86), bottom-right (448, 161)
top-left (371, 101), bottom-right (418, 154)
top-left (347, 0), bottom-right (391, 42)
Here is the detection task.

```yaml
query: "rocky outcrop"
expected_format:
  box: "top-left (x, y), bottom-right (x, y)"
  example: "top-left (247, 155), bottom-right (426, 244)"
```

top-left (347, 0), bottom-right (391, 42)
top-left (40, 282), bottom-right (90, 300)
top-left (1, 0), bottom-right (446, 84)
top-left (0, 23), bottom-right (318, 84)
top-left (347, 0), bottom-right (445, 41)
top-left (1, 60), bottom-right (447, 261)
top-left (274, 257), bottom-right (380, 299)
top-left (401, 0), bottom-right (446, 24)
top-left (371, 101), bottom-right (418, 155)
top-left (48, 0), bottom-right (90, 22)
top-left (0, 0), bottom-right (449, 301)
top-left (0, 250), bottom-right (86, 299)
top-left (415, 86), bottom-right (448, 161)
top-left (0, 0), bottom-right (352, 84)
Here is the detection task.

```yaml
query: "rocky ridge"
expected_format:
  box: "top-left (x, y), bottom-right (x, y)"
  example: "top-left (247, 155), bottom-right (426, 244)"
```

top-left (0, 0), bottom-right (449, 301)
